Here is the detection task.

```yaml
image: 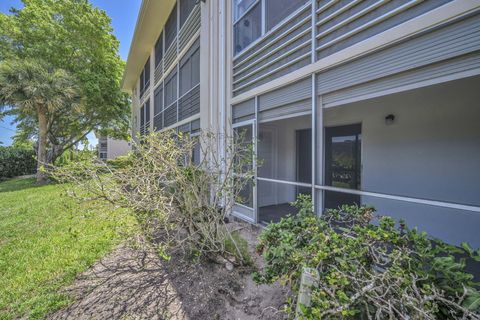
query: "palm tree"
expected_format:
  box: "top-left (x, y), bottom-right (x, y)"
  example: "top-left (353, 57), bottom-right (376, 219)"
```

top-left (0, 59), bottom-right (81, 183)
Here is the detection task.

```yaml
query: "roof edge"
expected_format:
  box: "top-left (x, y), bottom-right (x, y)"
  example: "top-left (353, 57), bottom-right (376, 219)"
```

top-left (121, 0), bottom-right (176, 93)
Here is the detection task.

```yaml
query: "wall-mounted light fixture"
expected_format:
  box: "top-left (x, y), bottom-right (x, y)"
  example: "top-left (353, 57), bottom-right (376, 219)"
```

top-left (385, 114), bottom-right (395, 125)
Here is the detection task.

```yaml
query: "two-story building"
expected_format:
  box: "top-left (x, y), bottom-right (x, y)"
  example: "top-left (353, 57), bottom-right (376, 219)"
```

top-left (122, 0), bottom-right (480, 248)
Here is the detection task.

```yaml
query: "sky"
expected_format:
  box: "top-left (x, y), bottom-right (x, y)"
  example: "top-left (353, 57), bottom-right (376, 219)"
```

top-left (0, 0), bottom-right (142, 147)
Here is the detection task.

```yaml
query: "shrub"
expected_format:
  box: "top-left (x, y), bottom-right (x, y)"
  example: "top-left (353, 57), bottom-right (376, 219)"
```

top-left (254, 195), bottom-right (480, 319)
top-left (105, 154), bottom-right (133, 170)
top-left (54, 149), bottom-right (96, 167)
top-left (0, 146), bottom-right (36, 179)
top-left (52, 130), bottom-right (254, 265)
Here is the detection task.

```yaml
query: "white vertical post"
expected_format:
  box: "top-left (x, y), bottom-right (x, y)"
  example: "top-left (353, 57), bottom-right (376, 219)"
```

top-left (311, 73), bottom-right (316, 212)
top-left (261, 0), bottom-right (266, 35)
top-left (295, 267), bottom-right (319, 319)
top-left (254, 96), bottom-right (259, 224)
top-left (311, 0), bottom-right (317, 63)
top-left (150, 47), bottom-right (155, 133)
top-left (316, 94), bottom-right (324, 215)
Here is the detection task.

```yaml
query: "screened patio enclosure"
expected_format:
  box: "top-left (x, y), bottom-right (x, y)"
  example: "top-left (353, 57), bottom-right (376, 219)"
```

top-left (232, 74), bottom-right (480, 248)
top-left (319, 76), bottom-right (480, 247)
top-left (257, 115), bottom-right (312, 224)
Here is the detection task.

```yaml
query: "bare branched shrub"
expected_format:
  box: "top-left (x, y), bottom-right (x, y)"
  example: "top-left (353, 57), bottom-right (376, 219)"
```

top-left (53, 130), bottom-right (255, 264)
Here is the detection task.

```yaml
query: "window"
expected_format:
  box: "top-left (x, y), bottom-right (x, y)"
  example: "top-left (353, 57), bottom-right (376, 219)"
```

top-left (145, 99), bottom-right (150, 124)
top-left (165, 4), bottom-right (178, 50)
top-left (265, 0), bottom-right (308, 31)
top-left (233, 0), bottom-right (257, 21)
top-left (144, 58), bottom-right (150, 89)
top-left (139, 99), bottom-right (150, 132)
top-left (180, 0), bottom-right (196, 28)
top-left (154, 86), bottom-right (163, 115)
top-left (140, 105), bottom-right (145, 128)
top-left (140, 69), bottom-right (145, 96)
top-left (155, 32), bottom-right (163, 68)
top-left (179, 40), bottom-right (200, 95)
top-left (233, 2), bottom-right (261, 55)
top-left (233, 0), bottom-right (308, 55)
top-left (139, 58), bottom-right (150, 96)
top-left (165, 70), bottom-right (178, 107)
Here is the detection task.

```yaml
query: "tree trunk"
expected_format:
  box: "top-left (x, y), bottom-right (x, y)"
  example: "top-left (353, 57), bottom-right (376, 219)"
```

top-left (37, 109), bottom-right (48, 184)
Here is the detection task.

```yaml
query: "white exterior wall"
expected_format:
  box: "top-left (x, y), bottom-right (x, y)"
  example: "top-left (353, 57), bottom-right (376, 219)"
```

top-left (106, 137), bottom-right (132, 160)
top-left (323, 76), bottom-right (480, 247)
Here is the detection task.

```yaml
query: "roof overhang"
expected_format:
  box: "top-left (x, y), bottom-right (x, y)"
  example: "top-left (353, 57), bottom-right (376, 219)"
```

top-left (121, 0), bottom-right (176, 93)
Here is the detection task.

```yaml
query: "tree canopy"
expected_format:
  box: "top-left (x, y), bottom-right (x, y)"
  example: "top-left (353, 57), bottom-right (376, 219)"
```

top-left (0, 0), bottom-right (130, 162)
top-left (0, 58), bottom-right (81, 182)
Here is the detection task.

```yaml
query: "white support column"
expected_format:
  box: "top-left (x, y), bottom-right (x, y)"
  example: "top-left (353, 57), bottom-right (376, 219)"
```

top-left (149, 47), bottom-right (155, 133)
top-left (254, 96), bottom-right (259, 223)
top-left (199, 0), bottom-right (212, 133)
top-left (311, 73), bottom-right (316, 212)
top-left (316, 93), bottom-right (324, 215)
top-left (311, 0), bottom-right (317, 63)
top-left (132, 80), bottom-right (141, 143)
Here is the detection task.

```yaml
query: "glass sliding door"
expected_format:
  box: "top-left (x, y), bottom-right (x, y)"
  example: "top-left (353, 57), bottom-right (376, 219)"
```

top-left (324, 124), bottom-right (362, 209)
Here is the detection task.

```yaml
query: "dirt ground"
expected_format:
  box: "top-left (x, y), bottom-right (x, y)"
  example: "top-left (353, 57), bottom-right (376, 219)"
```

top-left (48, 222), bottom-right (289, 320)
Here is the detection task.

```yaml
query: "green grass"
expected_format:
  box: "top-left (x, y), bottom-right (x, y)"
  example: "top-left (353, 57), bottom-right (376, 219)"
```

top-left (0, 177), bottom-right (131, 320)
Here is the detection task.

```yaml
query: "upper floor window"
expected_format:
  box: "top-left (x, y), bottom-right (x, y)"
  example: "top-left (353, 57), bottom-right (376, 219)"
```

top-left (165, 70), bottom-right (178, 107)
top-left (144, 58), bottom-right (150, 88)
top-left (265, 0), bottom-right (308, 31)
top-left (155, 32), bottom-right (163, 68)
top-left (145, 98), bottom-right (151, 124)
top-left (180, 0), bottom-right (196, 28)
top-left (154, 86), bottom-right (163, 115)
top-left (139, 58), bottom-right (150, 96)
top-left (233, 1), bottom-right (261, 55)
top-left (165, 4), bottom-right (178, 50)
top-left (179, 39), bottom-right (200, 95)
top-left (233, 0), bottom-right (257, 21)
top-left (233, 0), bottom-right (308, 55)
top-left (140, 105), bottom-right (145, 128)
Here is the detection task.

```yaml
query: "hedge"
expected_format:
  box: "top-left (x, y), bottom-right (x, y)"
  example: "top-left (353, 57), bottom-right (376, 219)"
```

top-left (0, 146), bottom-right (37, 179)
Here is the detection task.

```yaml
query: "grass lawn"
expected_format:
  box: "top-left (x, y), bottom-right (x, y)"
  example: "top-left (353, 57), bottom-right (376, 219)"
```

top-left (0, 177), bottom-right (132, 320)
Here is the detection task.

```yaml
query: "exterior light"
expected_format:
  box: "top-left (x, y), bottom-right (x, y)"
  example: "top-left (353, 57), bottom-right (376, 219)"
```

top-left (385, 114), bottom-right (395, 125)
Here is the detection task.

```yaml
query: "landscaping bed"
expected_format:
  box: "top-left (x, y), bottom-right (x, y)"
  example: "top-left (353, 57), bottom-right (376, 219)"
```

top-left (48, 223), bottom-right (289, 320)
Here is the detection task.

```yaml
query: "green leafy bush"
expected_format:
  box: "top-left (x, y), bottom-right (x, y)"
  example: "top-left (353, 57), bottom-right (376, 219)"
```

top-left (54, 149), bottom-right (96, 167)
top-left (105, 154), bottom-right (133, 170)
top-left (255, 195), bottom-right (480, 319)
top-left (0, 146), bottom-right (36, 179)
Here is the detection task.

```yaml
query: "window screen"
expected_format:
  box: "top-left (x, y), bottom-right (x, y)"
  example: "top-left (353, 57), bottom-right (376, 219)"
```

top-left (233, 2), bottom-right (261, 55)
top-left (140, 105), bottom-right (145, 128)
top-left (265, 0), bottom-right (308, 31)
top-left (233, 0), bottom-right (257, 21)
top-left (165, 4), bottom-right (178, 50)
top-left (155, 32), bottom-right (163, 67)
top-left (179, 40), bottom-right (200, 95)
top-left (165, 70), bottom-right (178, 106)
top-left (154, 86), bottom-right (163, 115)
top-left (145, 99), bottom-right (150, 124)
top-left (140, 69), bottom-right (145, 96)
top-left (144, 58), bottom-right (150, 89)
top-left (180, 0), bottom-right (196, 28)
